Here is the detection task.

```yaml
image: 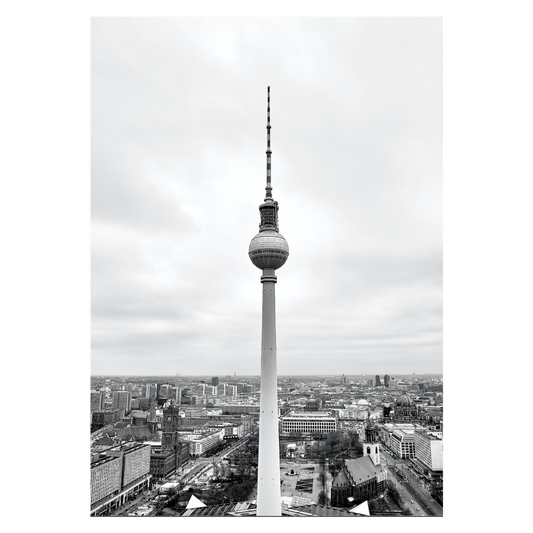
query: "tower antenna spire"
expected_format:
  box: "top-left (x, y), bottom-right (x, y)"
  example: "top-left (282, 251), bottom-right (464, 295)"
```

top-left (265, 86), bottom-right (272, 200)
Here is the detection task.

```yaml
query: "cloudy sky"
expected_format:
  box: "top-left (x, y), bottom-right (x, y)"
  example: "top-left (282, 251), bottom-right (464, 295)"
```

top-left (91, 17), bottom-right (442, 377)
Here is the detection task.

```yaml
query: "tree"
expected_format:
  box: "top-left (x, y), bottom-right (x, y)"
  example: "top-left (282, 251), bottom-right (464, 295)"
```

top-left (317, 469), bottom-right (328, 494)
top-left (318, 490), bottom-right (329, 506)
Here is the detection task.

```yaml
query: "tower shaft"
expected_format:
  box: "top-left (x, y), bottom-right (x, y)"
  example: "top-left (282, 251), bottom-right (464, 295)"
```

top-left (257, 269), bottom-right (281, 516)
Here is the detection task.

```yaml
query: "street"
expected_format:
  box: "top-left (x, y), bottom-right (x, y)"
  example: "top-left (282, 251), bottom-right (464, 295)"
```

top-left (380, 448), bottom-right (442, 517)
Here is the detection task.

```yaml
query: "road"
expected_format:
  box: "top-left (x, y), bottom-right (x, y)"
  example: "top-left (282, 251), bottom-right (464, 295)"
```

top-left (380, 448), bottom-right (443, 517)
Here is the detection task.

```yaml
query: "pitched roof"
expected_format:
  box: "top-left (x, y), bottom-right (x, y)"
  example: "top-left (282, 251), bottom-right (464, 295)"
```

top-left (345, 456), bottom-right (379, 485)
top-left (332, 469), bottom-right (350, 487)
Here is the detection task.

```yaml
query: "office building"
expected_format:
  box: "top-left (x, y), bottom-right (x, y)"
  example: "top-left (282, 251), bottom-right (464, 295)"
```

top-left (159, 384), bottom-right (171, 398)
top-left (175, 386), bottom-right (182, 404)
top-left (90, 442), bottom-right (151, 516)
top-left (181, 428), bottom-right (225, 457)
top-left (414, 429), bottom-right (443, 471)
top-left (112, 391), bottom-right (131, 415)
top-left (280, 411), bottom-right (337, 436)
top-left (91, 390), bottom-right (105, 413)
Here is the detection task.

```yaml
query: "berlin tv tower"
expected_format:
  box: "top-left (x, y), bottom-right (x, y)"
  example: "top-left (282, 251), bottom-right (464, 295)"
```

top-left (248, 87), bottom-right (289, 516)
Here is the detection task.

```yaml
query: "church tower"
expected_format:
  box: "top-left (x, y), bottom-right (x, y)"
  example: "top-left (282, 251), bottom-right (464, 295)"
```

top-left (363, 442), bottom-right (381, 466)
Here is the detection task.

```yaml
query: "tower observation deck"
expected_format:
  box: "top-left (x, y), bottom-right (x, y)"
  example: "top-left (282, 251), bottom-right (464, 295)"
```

top-left (248, 87), bottom-right (289, 516)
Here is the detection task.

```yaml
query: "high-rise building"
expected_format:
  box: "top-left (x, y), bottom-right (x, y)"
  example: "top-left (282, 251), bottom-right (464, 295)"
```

top-left (175, 386), bottom-right (182, 405)
top-left (384, 374), bottom-right (390, 388)
top-left (375, 375), bottom-right (382, 387)
top-left (112, 390), bottom-right (131, 415)
top-left (159, 384), bottom-right (171, 398)
top-left (90, 390), bottom-right (105, 413)
top-left (211, 376), bottom-right (219, 387)
top-left (145, 384), bottom-right (153, 398)
top-left (248, 87), bottom-right (289, 516)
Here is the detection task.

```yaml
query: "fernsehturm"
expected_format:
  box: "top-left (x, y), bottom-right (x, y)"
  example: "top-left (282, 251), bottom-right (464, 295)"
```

top-left (248, 87), bottom-right (289, 516)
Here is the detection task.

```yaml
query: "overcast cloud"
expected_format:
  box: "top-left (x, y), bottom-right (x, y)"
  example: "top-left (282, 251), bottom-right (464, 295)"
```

top-left (91, 17), bottom-right (442, 376)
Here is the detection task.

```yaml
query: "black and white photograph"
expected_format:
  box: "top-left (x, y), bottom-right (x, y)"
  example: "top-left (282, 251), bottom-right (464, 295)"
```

top-left (90, 17), bottom-right (442, 517)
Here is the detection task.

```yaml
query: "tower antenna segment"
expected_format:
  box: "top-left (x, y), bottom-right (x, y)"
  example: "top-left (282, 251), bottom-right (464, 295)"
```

top-left (265, 86), bottom-right (272, 200)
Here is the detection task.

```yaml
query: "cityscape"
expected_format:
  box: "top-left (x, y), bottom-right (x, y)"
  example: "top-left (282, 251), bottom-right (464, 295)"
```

top-left (91, 18), bottom-right (443, 518)
top-left (90, 373), bottom-right (443, 517)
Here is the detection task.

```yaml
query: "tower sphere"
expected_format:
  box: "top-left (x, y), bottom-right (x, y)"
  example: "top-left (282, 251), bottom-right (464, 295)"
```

top-left (249, 229), bottom-right (289, 270)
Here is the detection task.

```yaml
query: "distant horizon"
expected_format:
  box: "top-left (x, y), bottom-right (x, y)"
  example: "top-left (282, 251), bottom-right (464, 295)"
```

top-left (91, 373), bottom-right (443, 378)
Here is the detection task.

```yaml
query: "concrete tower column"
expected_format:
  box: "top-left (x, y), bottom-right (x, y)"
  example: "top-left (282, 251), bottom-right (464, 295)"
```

top-left (257, 269), bottom-right (281, 516)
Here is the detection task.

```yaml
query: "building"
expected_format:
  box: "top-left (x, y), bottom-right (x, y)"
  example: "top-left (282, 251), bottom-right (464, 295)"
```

top-left (330, 443), bottom-right (387, 507)
top-left (384, 374), bottom-right (390, 388)
top-left (379, 422), bottom-right (421, 459)
top-left (91, 409), bottom-right (123, 432)
top-left (411, 429), bottom-right (443, 501)
top-left (159, 384), bottom-right (171, 398)
top-left (112, 391), bottom-right (132, 415)
top-left (175, 386), bottom-right (182, 404)
top-left (145, 383), bottom-right (157, 399)
top-left (414, 429), bottom-right (442, 470)
top-left (226, 385), bottom-right (237, 397)
top-left (191, 395), bottom-right (206, 406)
top-left (159, 404), bottom-right (191, 474)
top-left (90, 455), bottom-right (121, 509)
top-left (211, 376), bottom-right (220, 387)
top-left (393, 392), bottom-right (420, 421)
top-left (248, 87), bottom-right (289, 516)
top-left (181, 428), bottom-right (225, 456)
top-left (390, 429), bottom-right (416, 459)
top-left (137, 397), bottom-right (150, 410)
top-left (305, 398), bottom-right (322, 411)
top-left (280, 411), bottom-right (337, 436)
top-left (91, 390), bottom-right (105, 413)
top-left (90, 442), bottom-right (152, 516)
top-left (149, 441), bottom-right (189, 481)
top-left (375, 375), bottom-right (381, 387)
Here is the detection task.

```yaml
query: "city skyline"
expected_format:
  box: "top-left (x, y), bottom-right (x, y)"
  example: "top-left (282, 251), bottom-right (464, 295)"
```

top-left (91, 18), bottom-right (442, 376)
top-left (90, 373), bottom-right (443, 379)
